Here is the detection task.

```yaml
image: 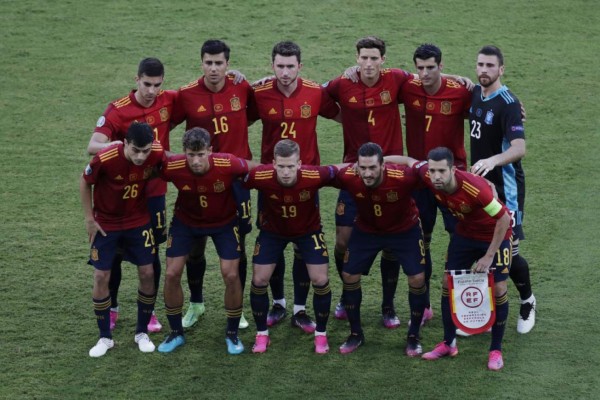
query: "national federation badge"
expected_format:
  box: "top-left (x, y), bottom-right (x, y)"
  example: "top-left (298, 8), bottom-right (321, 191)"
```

top-left (230, 96), bottom-right (241, 111)
top-left (485, 110), bottom-right (494, 125)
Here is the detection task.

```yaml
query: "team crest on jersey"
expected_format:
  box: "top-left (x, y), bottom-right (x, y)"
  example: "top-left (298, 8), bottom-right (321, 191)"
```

top-left (253, 242), bottom-right (260, 256)
top-left (198, 185), bottom-right (207, 192)
top-left (300, 104), bottom-right (311, 118)
top-left (146, 116), bottom-right (155, 125)
top-left (460, 203), bottom-right (472, 213)
top-left (214, 104), bottom-right (224, 112)
top-left (371, 195), bottom-right (381, 201)
top-left (426, 102), bottom-right (435, 111)
top-left (214, 180), bottom-right (225, 193)
top-left (284, 109), bottom-right (293, 118)
top-left (380, 91), bottom-right (391, 104)
top-left (96, 116), bottom-right (105, 128)
top-left (159, 107), bottom-right (169, 122)
top-left (230, 96), bottom-right (241, 111)
top-left (441, 101), bottom-right (452, 115)
top-left (386, 191), bottom-right (398, 202)
top-left (366, 98), bottom-right (375, 106)
top-left (90, 248), bottom-right (99, 261)
top-left (485, 110), bottom-right (494, 125)
top-left (336, 202), bottom-right (345, 216)
top-left (129, 173), bottom-right (138, 181)
top-left (143, 167), bottom-right (153, 179)
top-left (284, 195), bottom-right (293, 204)
top-left (299, 190), bottom-right (311, 202)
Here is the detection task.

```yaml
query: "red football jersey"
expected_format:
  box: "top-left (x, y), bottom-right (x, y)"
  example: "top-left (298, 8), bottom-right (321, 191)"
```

top-left (249, 78), bottom-right (339, 165)
top-left (83, 142), bottom-right (164, 231)
top-left (400, 77), bottom-right (471, 170)
top-left (172, 76), bottom-right (253, 159)
top-left (244, 165), bottom-right (337, 237)
top-left (160, 153), bottom-right (249, 228)
top-left (416, 164), bottom-right (512, 241)
top-left (94, 89), bottom-right (178, 197)
top-left (324, 68), bottom-right (411, 162)
top-left (332, 164), bottom-right (420, 233)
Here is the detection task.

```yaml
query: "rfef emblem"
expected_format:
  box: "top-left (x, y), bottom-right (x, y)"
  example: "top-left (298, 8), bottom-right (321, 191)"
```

top-left (230, 96), bottom-right (241, 111)
top-left (380, 91), bottom-right (391, 104)
top-left (213, 180), bottom-right (225, 193)
top-left (301, 104), bottom-right (311, 118)
top-left (441, 101), bottom-right (452, 115)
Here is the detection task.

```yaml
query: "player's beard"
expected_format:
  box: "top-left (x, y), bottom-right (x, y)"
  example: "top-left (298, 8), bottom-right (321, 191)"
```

top-left (478, 74), bottom-right (497, 88)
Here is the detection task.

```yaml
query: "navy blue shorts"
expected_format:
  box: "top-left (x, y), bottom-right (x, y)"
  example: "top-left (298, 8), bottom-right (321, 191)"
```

top-left (507, 209), bottom-right (525, 241)
top-left (88, 223), bottom-right (155, 270)
top-left (412, 187), bottom-right (457, 235)
top-left (232, 179), bottom-right (252, 236)
top-left (252, 228), bottom-right (329, 265)
top-left (166, 216), bottom-right (240, 260)
top-left (148, 195), bottom-right (167, 244)
top-left (335, 189), bottom-right (357, 227)
top-left (446, 234), bottom-right (511, 282)
top-left (343, 224), bottom-right (425, 277)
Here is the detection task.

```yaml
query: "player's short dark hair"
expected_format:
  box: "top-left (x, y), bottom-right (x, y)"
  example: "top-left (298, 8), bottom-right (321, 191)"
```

top-left (427, 146), bottom-right (454, 167)
top-left (413, 43), bottom-right (442, 65)
top-left (358, 142), bottom-right (383, 164)
top-left (182, 127), bottom-right (211, 151)
top-left (356, 36), bottom-right (386, 57)
top-left (125, 122), bottom-right (154, 147)
top-left (478, 45), bottom-right (504, 66)
top-left (137, 57), bottom-right (164, 77)
top-left (274, 139), bottom-right (300, 158)
top-left (201, 39), bottom-right (231, 61)
top-left (272, 41), bottom-right (301, 63)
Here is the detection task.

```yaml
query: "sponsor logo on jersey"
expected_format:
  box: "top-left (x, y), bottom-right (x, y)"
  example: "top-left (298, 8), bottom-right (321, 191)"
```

top-left (270, 194), bottom-right (279, 200)
top-left (146, 116), bottom-right (155, 125)
top-left (284, 109), bottom-right (293, 118)
top-left (129, 173), bottom-right (138, 181)
top-left (426, 102), bottom-right (435, 111)
top-left (441, 101), bottom-right (452, 115)
top-left (284, 195), bottom-right (293, 203)
top-left (197, 105), bottom-right (207, 113)
top-left (159, 107), bottom-right (169, 122)
top-left (114, 175), bottom-right (124, 180)
top-left (355, 193), bottom-right (364, 198)
top-left (300, 104), bottom-right (311, 118)
top-left (485, 110), bottom-right (494, 124)
top-left (268, 108), bottom-right (277, 115)
top-left (198, 185), bottom-right (207, 192)
top-left (214, 180), bottom-right (225, 193)
top-left (230, 96), bottom-right (241, 111)
top-left (96, 116), bottom-right (105, 127)
top-left (299, 190), bottom-right (310, 201)
top-left (182, 185), bottom-right (191, 191)
top-left (366, 98), bottom-right (375, 106)
top-left (348, 96), bottom-right (357, 103)
top-left (412, 99), bottom-right (421, 108)
top-left (380, 91), bottom-right (391, 104)
top-left (214, 104), bottom-right (223, 112)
